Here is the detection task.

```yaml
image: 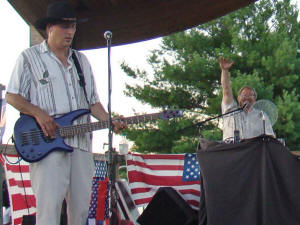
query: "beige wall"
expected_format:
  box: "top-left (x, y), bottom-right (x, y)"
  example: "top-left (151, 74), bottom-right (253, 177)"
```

top-left (30, 25), bottom-right (44, 46)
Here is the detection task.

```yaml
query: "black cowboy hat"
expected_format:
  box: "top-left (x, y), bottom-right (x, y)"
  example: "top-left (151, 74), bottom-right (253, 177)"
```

top-left (34, 1), bottom-right (86, 30)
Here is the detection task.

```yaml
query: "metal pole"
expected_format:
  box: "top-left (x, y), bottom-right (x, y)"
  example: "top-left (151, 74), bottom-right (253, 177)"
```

top-left (104, 31), bottom-right (117, 225)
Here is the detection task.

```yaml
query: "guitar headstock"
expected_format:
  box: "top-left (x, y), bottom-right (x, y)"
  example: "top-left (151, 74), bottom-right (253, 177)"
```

top-left (159, 109), bottom-right (183, 120)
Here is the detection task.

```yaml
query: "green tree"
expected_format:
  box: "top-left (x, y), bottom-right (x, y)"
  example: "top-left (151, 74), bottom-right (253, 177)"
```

top-left (122, 0), bottom-right (300, 152)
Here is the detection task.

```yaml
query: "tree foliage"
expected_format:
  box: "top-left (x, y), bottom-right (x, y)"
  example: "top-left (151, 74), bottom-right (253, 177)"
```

top-left (121, 0), bottom-right (300, 152)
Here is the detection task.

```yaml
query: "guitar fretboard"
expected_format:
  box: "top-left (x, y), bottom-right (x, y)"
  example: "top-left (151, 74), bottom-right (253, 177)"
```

top-left (58, 113), bottom-right (161, 137)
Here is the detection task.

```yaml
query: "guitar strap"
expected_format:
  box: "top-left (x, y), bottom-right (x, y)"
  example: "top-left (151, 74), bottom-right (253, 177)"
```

top-left (71, 51), bottom-right (90, 105)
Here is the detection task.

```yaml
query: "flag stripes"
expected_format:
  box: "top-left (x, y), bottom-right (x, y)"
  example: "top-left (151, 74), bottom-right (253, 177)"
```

top-left (0, 154), bottom-right (110, 225)
top-left (0, 154), bottom-right (36, 225)
top-left (126, 153), bottom-right (201, 210)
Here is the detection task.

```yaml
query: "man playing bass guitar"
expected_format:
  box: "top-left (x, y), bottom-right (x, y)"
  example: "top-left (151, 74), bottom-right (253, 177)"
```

top-left (6, 2), bottom-right (125, 225)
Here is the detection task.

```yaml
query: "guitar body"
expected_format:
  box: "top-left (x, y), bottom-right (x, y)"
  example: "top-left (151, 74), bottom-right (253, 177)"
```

top-left (14, 109), bottom-right (90, 162)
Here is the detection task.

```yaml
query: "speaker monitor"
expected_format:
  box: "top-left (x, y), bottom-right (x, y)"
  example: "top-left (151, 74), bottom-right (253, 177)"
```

top-left (22, 215), bottom-right (36, 225)
top-left (137, 187), bottom-right (198, 225)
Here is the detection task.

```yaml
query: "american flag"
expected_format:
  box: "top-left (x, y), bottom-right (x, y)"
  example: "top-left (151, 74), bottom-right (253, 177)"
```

top-left (0, 155), bottom-right (110, 225)
top-left (126, 153), bottom-right (201, 210)
top-left (86, 160), bottom-right (110, 225)
top-left (0, 154), bottom-right (36, 225)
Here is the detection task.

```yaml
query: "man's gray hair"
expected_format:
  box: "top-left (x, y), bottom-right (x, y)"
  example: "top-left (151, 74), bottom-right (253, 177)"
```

top-left (238, 86), bottom-right (257, 98)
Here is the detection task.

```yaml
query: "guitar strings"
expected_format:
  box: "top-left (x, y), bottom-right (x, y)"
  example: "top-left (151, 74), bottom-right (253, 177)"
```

top-left (19, 113), bottom-right (164, 144)
top-left (20, 119), bottom-right (113, 137)
top-left (19, 122), bottom-right (102, 144)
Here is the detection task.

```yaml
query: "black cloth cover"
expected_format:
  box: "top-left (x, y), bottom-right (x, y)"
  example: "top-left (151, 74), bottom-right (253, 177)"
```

top-left (197, 136), bottom-right (300, 225)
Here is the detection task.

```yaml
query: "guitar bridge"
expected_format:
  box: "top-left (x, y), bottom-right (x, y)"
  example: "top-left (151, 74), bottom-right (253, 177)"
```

top-left (43, 136), bottom-right (53, 143)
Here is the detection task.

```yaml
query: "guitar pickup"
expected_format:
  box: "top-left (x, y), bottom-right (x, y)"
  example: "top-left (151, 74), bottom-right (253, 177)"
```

top-left (30, 129), bottom-right (40, 145)
top-left (21, 133), bottom-right (29, 146)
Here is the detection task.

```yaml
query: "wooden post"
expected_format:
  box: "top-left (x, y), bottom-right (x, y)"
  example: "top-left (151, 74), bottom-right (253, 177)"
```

top-left (30, 25), bottom-right (44, 47)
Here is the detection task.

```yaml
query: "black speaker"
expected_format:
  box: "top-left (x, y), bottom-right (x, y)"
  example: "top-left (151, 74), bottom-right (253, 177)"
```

top-left (22, 215), bottom-right (36, 225)
top-left (137, 187), bottom-right (198, 225)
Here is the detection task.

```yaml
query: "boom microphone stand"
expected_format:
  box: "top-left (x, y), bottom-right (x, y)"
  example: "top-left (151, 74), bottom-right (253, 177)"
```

top-left (181, 103), bottom-right (248, 141)
top-left (104, 31), bottom-right (117, 225)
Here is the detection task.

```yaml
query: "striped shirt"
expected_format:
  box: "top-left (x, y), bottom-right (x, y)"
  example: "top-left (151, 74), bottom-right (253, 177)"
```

top-left (7, 40), bottom-right (100, 152)
top-left (222, 100), bottom-right (275, 141)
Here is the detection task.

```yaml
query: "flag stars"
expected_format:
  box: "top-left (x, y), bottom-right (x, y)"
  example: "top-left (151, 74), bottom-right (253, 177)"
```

top-left (182, 153), bottom-right (200, 182)
top-left (88, 160), bottom-right (108, 221)
top-left (94, 161), bottom-right (107, 178)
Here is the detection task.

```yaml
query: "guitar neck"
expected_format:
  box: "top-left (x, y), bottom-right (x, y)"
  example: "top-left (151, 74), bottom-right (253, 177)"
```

top-left (58, 112), bottom-right (161, 137)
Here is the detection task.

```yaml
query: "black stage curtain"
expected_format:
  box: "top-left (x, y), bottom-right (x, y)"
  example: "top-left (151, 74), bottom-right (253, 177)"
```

top-left (197, 136), bottom-right (300, 225)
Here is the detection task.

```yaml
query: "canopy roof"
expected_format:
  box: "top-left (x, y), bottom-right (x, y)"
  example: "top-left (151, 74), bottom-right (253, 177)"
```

top-left (8, 0), bottom-right (256, 50)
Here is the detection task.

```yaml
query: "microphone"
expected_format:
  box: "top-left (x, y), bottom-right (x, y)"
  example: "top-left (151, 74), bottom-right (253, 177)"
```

top-left (242, 101), bottom-right (249, 110)
top-left (104, 31), bottom-right (112, 40)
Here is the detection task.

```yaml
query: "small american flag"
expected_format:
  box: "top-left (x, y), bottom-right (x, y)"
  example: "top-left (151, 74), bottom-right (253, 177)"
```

top-left (126, 153), bottom-right (201, 210)
top-left (0, 154), bottom-right (36, 225)
top-left (86, 160), bottom-right (110, 225)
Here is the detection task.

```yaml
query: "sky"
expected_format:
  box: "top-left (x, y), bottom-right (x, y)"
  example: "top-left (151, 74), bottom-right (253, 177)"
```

top-left (0, 0), bottom-right (161, 153)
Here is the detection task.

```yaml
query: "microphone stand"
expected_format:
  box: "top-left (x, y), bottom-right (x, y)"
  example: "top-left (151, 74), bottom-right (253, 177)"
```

top-left (181, 105), bottom-right (246, 135)
top-left (261, 111), bottom-right (266, 135)
top-left (104, 31), bottom-right (117, 225)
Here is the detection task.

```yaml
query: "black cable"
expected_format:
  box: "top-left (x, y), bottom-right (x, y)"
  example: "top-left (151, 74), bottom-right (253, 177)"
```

top-left (3, 136), bottom-right (22, 164)
top-left (18, 162), bottom-right (31, 215)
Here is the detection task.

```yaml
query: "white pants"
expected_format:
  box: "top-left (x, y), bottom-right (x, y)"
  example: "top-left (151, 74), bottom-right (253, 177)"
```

top-left (30, 149), bottom-right (94, 225)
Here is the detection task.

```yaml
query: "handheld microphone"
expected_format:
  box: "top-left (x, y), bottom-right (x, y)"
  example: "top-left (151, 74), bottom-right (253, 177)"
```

top-left (104, 31), bottom-right (112, 40)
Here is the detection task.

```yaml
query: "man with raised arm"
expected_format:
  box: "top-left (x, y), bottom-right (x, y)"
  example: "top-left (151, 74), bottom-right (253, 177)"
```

top-left (218, 57), bottom-right (275, 142)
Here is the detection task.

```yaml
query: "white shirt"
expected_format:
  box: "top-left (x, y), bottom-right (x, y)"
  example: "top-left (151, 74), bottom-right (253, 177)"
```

top-left (2, 206), bottom-right (11, 224)
top-left (7, 40), bottom-right (100, 152)
top-left (222, 100), bottom-right (275, 141)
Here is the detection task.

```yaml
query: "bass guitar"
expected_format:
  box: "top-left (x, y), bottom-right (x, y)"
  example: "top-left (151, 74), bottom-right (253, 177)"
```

top-left (13, 109), bottom-right (182, 162)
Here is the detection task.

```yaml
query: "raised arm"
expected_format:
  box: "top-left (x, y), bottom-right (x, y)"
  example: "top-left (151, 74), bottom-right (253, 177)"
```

top-left (218, 57), bottom-right (234, 105)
